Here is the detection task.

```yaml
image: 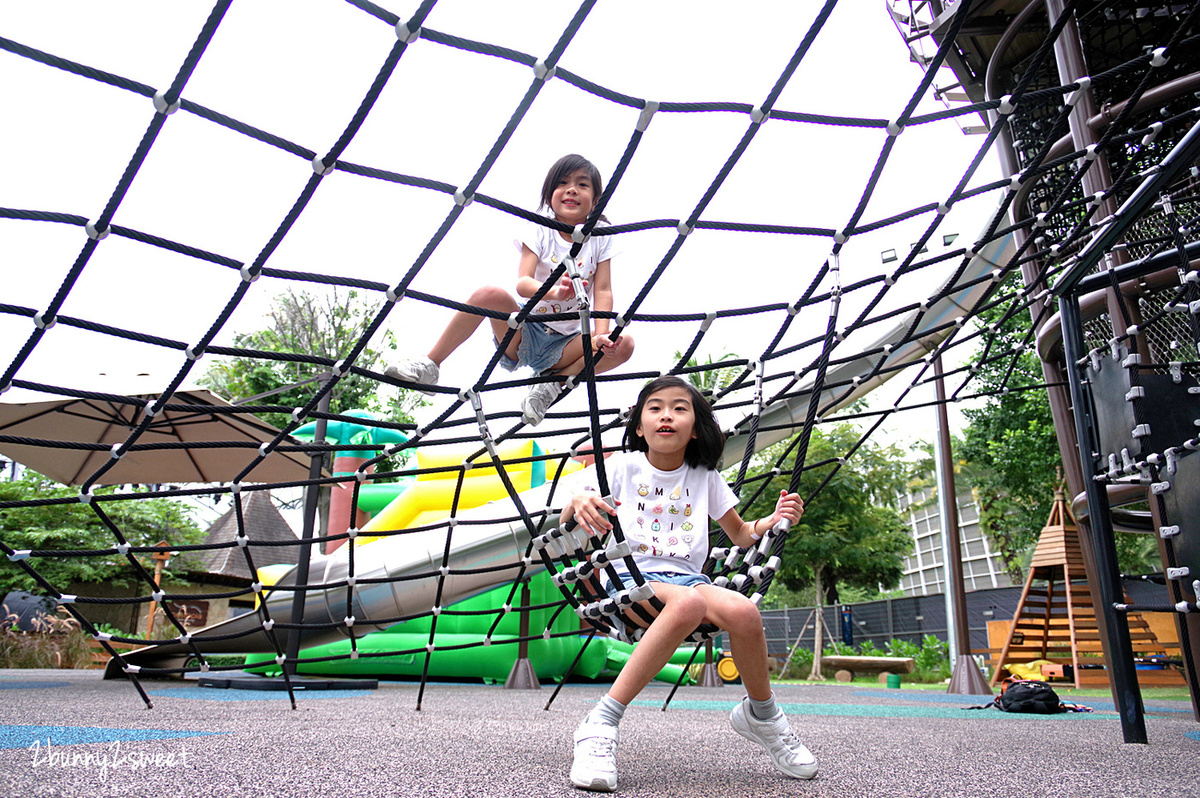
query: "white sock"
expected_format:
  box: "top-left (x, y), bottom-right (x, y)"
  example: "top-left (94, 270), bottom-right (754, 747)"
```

top-left (748, 694), bottom-right (777, 721)
top-left (585, 694), bottom-right (626, 727)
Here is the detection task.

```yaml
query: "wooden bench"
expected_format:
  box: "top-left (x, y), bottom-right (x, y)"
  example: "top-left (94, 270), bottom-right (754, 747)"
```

top-left (86, 639), bottom-right (141, 668)
top-left (822, 655), bottom-right (915, 682)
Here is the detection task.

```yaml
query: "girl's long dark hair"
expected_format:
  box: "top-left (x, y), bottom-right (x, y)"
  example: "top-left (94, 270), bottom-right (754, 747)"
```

top-left (623, 376), bottom-right (725, 470)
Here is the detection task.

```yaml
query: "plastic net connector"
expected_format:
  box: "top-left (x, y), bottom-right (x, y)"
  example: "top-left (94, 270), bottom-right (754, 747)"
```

top-left (886, 119), bottom-right (904, 136)
top-left (275, 654), bottom-right (286, 666)
top-left (627, 583), bottom-right (654, 604)
top-left (178, 633), bottom-right (192, 645)
top-left (250, 581), bottom-right (263, 593)
top-left (1142, 122), bottom-right (1164, 146)
top-left (571, 225), bottom-right (587, 244)
top-left (1160, 525), bottom-right (1181, 539)
top-left (751, 106), bottom-right (770, 124)
top-left (85, 220), bottom-right (109, 240)
top-left (592, 539), bottom-right (631, 567)
top-left (78, 489), bottom-right (94, 505)
top-left (395, 20), bottom-right (421, 42)
top-left (552, 567), bottom-right (580, 586)
top-left (996, 95), bottom-right (1015, 115)
top-left (240, 264), bottom-right (261, 283)
top-left (834, 230), bottom-right (847, 244)
top-left (152, 90), bottom-right (181, 115)
top-left (116, 542), bottom-right (132, 555)
top-left (637, 101), bottom-right (659, 132)
top-left (507, 311), bottom-right (522, 330)
top-left (454, 189), bottom-right (473, 208)
top-left (1066, 76), bottom-right (1091, 105)
top-left (312, 155), bottom-right (335, 175)
top-left (533, 60), bottom-right (556, 81)
top-left (1008, 175), bottom-right (1023, 192)
top-left (33, 312), bottom-right (56, 330)
top-left (1150, 47), bottom-right (1168, 67)
top-left (109, 443), bottom-right (123, 461)
top-left (385, 286), bottom-right (404, 303)
top-left (677, 221), bottom-right (693, 236)
top-left (57, 594), bottom-right (77, 605)
top-left (7, 550), bottom-right (30, 562)
top-left (262, 619), bottom-right (275, 631)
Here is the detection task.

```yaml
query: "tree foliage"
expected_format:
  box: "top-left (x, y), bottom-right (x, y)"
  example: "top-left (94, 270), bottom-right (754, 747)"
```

top-left (958, 281), bottom-right (1160, 579)
top-left (202, 288), bottom-right (424, 432)
top-left (959, 287), bottom-right (1061, 582)
top-left (675, 349), bottom-right (743, 397)
top-left (0, 472), bottom-right (203, 594)
top-left (739, 421), bottom-right (913, 605)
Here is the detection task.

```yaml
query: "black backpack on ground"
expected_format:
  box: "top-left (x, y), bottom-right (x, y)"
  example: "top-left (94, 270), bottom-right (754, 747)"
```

top-left (967, 678), bottom-right (1093, 714)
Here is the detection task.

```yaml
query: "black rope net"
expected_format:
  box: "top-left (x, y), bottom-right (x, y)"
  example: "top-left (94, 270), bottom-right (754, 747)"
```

top-left (1, 1), bottom-right (1198, 709)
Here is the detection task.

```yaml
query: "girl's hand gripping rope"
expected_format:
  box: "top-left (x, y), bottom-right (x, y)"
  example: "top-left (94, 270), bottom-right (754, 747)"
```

top-left (564, 491), bottom-right (618, 537)
top-left (753, 490), bottom-right (803, 540)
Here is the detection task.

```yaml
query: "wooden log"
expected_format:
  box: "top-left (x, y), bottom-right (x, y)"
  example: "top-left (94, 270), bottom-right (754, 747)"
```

top-left (821, 655), bottom-right (915, 674)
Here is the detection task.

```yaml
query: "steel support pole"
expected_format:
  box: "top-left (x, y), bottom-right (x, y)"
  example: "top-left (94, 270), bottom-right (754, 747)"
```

top-left (1058, 295), bottom-right (1147, 743)
top-left (285, 374), bottom-right (332, 678)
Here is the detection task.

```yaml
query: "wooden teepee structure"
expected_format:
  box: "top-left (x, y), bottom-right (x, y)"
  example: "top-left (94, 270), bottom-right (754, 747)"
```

top-left (990, 488), bottom-right (1176, 689)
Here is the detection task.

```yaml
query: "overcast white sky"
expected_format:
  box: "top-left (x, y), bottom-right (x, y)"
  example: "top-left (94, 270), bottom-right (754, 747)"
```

top-left (1, 0), bottom-right (1005, 466)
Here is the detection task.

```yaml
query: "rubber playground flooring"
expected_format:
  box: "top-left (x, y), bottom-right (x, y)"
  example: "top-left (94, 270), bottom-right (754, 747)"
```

top-left (0, 668), bottom-right (1196, 798)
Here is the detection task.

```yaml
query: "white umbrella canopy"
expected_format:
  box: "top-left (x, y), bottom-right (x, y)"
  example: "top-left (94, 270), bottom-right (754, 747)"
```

top-left (0, 375), bottom-right (320, 486)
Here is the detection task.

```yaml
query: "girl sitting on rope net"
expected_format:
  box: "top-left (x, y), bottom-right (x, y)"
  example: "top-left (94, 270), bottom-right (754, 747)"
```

top-left (386, 153), bottom-right (633, 425)
top-left (561, 375), bottom-right (814, 791)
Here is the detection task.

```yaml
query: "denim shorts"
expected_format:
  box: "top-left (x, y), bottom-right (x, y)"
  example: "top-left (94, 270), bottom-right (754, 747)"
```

top-left (499, 320), bottom-right (575, 373)
top-left (604, 570), bottom-right (712, 598)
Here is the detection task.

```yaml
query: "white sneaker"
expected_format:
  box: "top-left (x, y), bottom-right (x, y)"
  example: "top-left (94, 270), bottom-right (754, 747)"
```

top-left (385, 357), bottom-right (439, 395)
top-left (521, 380), bottom-right (563, 425)
top-left (570, 720), bottom-right (618, 792)
top-left (730, 698), bottom-right (818, 779)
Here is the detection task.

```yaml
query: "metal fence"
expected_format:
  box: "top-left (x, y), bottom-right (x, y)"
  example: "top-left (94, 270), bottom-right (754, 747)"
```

top-left (760, 581), bottom-right (1168, 660)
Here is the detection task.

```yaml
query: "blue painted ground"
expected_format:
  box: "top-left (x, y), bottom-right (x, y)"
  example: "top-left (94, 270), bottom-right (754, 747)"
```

top-left (0, 681), bottom-right (70, 689)
top-left (0, 726), bottom-right (222, 750)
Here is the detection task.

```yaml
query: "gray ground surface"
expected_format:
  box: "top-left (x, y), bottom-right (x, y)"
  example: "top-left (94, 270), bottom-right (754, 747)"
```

top-left (1, 669), bottom-right (1197, 798)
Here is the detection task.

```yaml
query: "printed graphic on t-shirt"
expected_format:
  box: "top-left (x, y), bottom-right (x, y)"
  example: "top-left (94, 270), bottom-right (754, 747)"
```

top-left (628, 480), bottom-right (697, 562)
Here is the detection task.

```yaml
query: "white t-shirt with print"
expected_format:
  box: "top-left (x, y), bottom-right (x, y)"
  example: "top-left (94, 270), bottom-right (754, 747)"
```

top-left (514, 219), bottom-right (615, 335)
top-left (572, 450), bottom-right (739, 578)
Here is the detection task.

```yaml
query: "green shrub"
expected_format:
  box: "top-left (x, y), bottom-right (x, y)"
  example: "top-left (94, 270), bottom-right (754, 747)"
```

top-left (886, 638), bottom-right (919, 658)
top-left (857, 640), bottom-right (885, 657)
top-left (783, 646), bottom-right (814, 678)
